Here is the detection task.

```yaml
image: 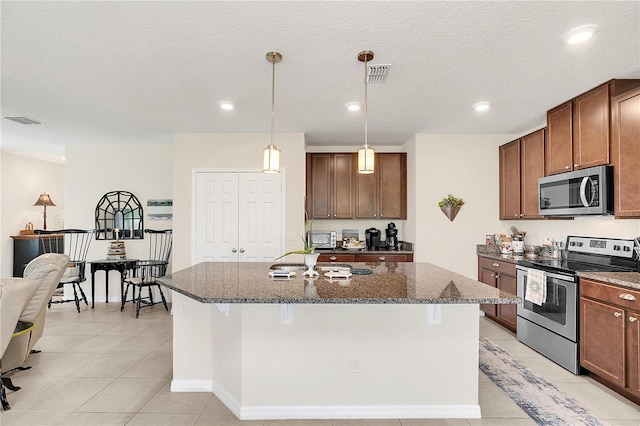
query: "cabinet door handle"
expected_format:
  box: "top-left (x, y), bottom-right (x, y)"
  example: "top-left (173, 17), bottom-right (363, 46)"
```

top-left (614, 312), bottom-right (622, 318)
top-left (574, 164), bottom-right (579, 168)
top-left (329, 256), bottom-right (337, 261)
top-left (379, 256), bottom-right (386, 261)
top-left (492, 263), bottom-right (500, 267)
top-left (630, 317), bottom-right (638, 323)
top-left (232, 248), bottom-right (237, 253)
top-left (239, 249), bottom-right (245, 253)
top-left (619, 293), bottom-right (637, 301)
top-left (565, 165), bottom-right (570, 169)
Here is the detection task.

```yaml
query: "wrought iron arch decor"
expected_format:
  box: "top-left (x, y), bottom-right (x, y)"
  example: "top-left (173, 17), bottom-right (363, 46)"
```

top-left (95, 191), bottom-right (144, 240)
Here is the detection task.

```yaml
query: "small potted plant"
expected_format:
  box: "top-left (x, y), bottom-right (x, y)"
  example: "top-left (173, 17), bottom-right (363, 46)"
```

top-left (274, 219), bottom-right (320, 276)
top-left (438, 194), bottom-right (465, 222)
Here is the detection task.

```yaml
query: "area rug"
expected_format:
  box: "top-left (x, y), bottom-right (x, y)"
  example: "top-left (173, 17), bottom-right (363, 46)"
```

top-left (479, 337), bottom-right (605, 426)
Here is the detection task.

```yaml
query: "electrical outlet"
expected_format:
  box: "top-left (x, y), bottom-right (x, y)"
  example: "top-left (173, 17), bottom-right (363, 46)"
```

top-left (349, 356), bottom-right (360, 373)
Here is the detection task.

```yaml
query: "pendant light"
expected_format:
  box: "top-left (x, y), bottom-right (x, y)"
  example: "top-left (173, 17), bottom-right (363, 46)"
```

top-left (263, 51), bottom-right (282, 173)
top-left (357, 50), bottom-right (375, 174)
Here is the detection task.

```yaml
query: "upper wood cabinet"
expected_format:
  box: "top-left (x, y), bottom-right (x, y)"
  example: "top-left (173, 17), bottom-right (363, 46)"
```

top-left (611, 86), bottom-right (640, 218)
top-left (499, 129), bottom-right (545, 220)
top-left (546, 79), bottom-right (640, 176)
top-left (307, 152), bottom-right (407, 220)
top-left (306, 153), bottom-right (354, 219)
top-left (546, 101), bottom-right (573, 175)
top-left (356, 153), bottom-right (407, 219)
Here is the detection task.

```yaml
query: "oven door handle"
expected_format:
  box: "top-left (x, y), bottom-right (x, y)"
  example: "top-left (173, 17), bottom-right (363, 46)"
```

top-left (516, 265), bottom-right (576, 282)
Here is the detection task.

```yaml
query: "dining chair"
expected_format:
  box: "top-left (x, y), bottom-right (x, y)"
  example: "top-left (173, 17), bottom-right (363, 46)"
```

top-left (122, 229), bottom-right (172, 318)
top-left (35, 229), bottom-right (95, 312)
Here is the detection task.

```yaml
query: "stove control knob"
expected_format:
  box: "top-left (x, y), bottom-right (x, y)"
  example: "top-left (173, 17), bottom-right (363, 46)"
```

top-left (570, 242), bottom-right (576, 246)
top-left (577, 242), bottom-right (583, 247)
top-left (623, 246), bottom-right (631, 252)
top-left (614, 245), bottom-right (621, 251)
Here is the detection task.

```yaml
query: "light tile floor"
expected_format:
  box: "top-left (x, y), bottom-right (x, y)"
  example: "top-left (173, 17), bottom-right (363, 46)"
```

top-left (1, 303), bottom-right (639, 425)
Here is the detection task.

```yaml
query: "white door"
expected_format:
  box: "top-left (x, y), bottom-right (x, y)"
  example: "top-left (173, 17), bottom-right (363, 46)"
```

top-left (195, 172), bottom-right (282, 263)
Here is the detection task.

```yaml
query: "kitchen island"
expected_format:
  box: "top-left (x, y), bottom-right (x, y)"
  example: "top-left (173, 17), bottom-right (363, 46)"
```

top-left (158, 261), bottom-right (519, 420)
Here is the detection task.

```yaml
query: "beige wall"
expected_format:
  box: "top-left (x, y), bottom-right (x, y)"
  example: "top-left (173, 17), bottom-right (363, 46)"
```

top-left (0, 152), bottom-right (64, 277)
top-left (171, 133), bottom-right (306, 271)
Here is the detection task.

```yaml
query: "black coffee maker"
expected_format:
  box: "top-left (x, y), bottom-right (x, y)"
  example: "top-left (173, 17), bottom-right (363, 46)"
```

top-left (385, 222), bottom-right (398, 250)
top-left (365, 228), bottom-right (381, 249)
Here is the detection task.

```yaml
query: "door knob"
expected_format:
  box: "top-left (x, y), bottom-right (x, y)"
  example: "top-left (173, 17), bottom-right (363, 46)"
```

top-left (239, 249), bottom-right (245, 253)
top-left (232, 248), bottom-right (237, 253)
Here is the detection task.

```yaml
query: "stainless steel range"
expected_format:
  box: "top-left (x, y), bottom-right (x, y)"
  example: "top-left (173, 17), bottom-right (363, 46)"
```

top-left (516, 236), bottom-right (639, 374)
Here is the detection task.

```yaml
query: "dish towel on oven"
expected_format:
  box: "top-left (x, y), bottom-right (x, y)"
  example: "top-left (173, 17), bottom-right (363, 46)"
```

top-left (525, 268), bottom-right (547, 306)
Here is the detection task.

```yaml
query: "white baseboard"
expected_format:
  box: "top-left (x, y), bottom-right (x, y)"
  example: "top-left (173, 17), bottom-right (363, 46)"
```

top-left (170, 380), bottom-right (213, 393)
top-left (170, 379), bottom-right (480, 420)
top-left (239, 404), bottom-right (481, 420)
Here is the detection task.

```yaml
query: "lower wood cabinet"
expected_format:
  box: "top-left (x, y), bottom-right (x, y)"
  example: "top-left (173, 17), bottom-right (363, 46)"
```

top-left (477, 256), bottom-right (517, 332)
top-left (580, 278), bottom-right (640, 402)
top-left (317, 253), bottom-right (413, 263)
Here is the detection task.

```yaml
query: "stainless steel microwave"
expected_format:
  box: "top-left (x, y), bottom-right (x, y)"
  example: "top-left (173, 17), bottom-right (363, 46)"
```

top-left (538, 165), bottom-right (613, 216)
top-left (307, 231), bottom-right (337, 248)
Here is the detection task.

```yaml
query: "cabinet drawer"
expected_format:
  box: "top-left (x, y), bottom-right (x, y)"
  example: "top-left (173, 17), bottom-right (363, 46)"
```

top-left (358, 254), bottom-right (410, 262)
top-left (581, 278), bottom-right (640, 311)
top-left (478, 256), bottom-right (517, 276)
top-left (317, 254), bottom-right (356, 263)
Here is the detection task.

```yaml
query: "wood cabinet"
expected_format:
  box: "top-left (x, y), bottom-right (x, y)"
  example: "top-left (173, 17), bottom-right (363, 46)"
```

top-left (499, 128), bottom-right (545, 220)
top-left (611, 87), bottom-right (640, 217)
top-left (580, 278), bottom-right (640, 402)
top-left (546, 101), bottom-right (573, 175)
top-left (477, 256), bottom-right (517, 332)
top-left (306, 153), bottom-right (354, 219)
top-left (317, 252), bottom-right (413, 263)
top-left (307, 152), bottom-right (407, 220)
top-left (545, 79), bottom-right (640, 176)
top-left (355, 153), bottom-right (407, 219)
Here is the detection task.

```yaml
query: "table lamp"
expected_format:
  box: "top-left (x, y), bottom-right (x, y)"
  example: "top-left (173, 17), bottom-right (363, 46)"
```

top-left (33, 193), bottom-right (56, 230)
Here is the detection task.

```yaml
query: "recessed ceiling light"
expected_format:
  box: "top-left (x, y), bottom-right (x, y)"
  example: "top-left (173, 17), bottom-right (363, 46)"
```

top-left (217, 100), bottom-right (235, 110)
top-left (473, 102), bottom-right (491, 112)
top-left (345, 102), bottom-right (362, 112)
top-left (563, 24), bottom-right (598, 45)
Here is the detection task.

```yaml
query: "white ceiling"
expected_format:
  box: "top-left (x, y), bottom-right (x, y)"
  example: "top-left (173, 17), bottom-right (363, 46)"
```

top-left (2, 1), bottom-right (639, 164)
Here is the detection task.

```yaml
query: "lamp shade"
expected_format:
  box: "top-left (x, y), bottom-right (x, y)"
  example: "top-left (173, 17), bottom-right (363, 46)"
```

top-left (33, 193), bottom-right (56, 207)
top-left (263, 145), bottom-right (281, 173)
top-left (357, 146), bottom-right (375, 174)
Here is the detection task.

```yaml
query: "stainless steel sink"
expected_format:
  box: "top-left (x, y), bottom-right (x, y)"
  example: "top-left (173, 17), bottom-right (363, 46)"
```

top-left (270, 263), bottom-right (352, 271)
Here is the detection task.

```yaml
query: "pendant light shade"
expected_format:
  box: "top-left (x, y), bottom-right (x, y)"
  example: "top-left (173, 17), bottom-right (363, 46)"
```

top-left (263, 51), bottom-right (282, 174)
top-left (357, 50), bottom-right (375, 174)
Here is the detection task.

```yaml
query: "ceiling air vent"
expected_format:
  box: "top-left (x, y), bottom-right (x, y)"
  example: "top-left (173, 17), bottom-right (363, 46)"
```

top-left (3, 116), bottom-right (44, 125)
top-left (367, 64), bottom-right (390, 83)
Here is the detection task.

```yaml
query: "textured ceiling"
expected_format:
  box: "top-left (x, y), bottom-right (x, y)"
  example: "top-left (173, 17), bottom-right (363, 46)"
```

top-left (2, 1), bottom-right (639, 163)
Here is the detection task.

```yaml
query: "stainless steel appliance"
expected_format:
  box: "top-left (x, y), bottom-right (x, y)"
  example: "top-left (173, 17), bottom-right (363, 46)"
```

top-left (307, 230), bottom-right (337, 248)
top-left (517, 235), bottom-right (638, 374)
top-left (365, 228), bottom-right (381, 249)
top-left (538, 165), bottom-right (613, 216)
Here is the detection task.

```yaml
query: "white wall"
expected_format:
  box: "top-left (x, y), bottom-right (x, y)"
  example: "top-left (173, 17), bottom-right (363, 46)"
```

top-left (65, 144), bottom-right (173, 302)
top-left (1, 152), bottom-right (64, 277)
top-left (171, 133), bottom-right (306, 271)
top-left (408, 134), bottom-right (517, 278)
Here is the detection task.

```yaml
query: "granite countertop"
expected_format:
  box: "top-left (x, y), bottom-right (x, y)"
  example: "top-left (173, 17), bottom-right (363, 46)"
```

top-left (577, 271), bottom-right (640, 291)
top-left (157, 261), bottom-right (520, 305)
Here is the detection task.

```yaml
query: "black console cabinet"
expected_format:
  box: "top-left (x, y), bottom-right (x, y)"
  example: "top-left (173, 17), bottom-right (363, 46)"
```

top-left (11, 234), bottom-right (63, 277)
